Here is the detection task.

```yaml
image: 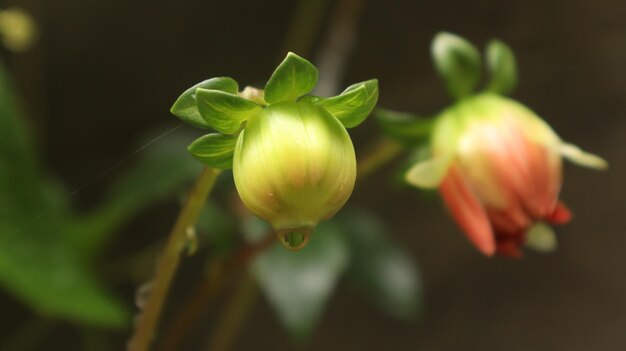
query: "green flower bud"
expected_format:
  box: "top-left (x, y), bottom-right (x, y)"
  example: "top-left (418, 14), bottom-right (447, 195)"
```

top-left (172, 52), bottom-right (378, 250)
top-left (233, 100), bottom-right (356, 250)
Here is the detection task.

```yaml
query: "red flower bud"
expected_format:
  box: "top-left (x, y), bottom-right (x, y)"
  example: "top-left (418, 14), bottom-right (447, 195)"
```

top-left (407, 94), bottom-right (607, 256)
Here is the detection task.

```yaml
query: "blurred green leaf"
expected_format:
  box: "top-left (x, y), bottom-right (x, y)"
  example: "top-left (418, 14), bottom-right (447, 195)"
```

top-left (486, 39), bottom-right (517, 95)
top-left (0, 61), bottom-right (128, 327)
top-left (431, 32), bottom-right (481, 99)
top-left (170, 77), bottom-right (239, 129)
top-left (187, 133), bottom-right (238, 169)
top-left (0, 224), bottom-right (128, 327)
top-left (251, 222), bottom-right (349, 340)
top-left (196, 89), bottom-right (261, 134)
top-left (374, 108), bottom-right (433, 144)
top-left (318, 79), bottom-right (378, 128)
top-left (339, 209), bottom-right (422, 321)
top-left (265, 52), bottom-right (318, 104)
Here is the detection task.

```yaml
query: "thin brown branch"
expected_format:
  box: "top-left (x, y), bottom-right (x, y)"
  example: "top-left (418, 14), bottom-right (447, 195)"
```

top-left (155, 232), bottom-right (276, 351)
top-left (128, 167), bottom-right (221, 351)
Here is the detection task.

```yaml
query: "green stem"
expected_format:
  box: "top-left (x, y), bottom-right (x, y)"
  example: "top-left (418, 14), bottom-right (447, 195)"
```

top-left (357, 137), bottom-right (404, 181)
top-left (280, 0), bottom-right (332, 58)
top-left (128, 167), bottom-right (221, 351)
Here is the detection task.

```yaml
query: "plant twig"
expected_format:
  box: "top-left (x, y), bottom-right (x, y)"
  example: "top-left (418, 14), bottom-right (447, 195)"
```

top-left (156, 231), bottom-right (276, 351)
top-left (280, 0), bottom-right (332, 58)
top-left (357, 138), bottom-right (404, 181)
top-left (128, 167), bottom-right (221, 351)
top-left (314, 0), bottom-right (366, 96)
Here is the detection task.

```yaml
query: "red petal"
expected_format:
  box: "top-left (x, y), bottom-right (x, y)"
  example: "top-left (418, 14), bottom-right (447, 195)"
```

top-left (440, 166), bottom-right (496, 256)
top-left (545, 201), bottom-right (572, 224)
top-left (495, 236), bottom-right (524, 258)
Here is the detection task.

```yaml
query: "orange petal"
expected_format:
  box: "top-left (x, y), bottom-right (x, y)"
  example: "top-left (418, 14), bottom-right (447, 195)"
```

top-left (440, 166), bottom-right (496, 256)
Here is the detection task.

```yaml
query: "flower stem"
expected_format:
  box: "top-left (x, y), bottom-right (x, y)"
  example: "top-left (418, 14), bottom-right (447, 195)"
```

top-left (128, 167), bottom-right (221, 351)
top-left (357, 138), bottom-right (404, 181)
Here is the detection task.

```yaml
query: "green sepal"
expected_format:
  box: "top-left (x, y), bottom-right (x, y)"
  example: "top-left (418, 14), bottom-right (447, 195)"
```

top-left (265, 52), bottom-right (318, 104)
top-left (374, 108), bottom-right (434, 144)
top-left (196, 89), bottom-right (262, 134)
top-left (318, 79), bottom-right (379, 128)
top-left (187, 133), bottom-right (239, 169)
top-left (486, 39), bottom-right (517, 95)
top-left (431, 32), bottom-right (481, 100)
top-left (170, 77), bottom-right (239, 129)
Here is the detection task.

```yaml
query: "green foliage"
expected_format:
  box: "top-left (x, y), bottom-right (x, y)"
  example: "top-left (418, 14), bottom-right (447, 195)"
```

top-left (0, 60), bottom-right (205, 328)
top-left (251, 222), bottom-right (349, 340)
top-left (251, 210), bottom-right (423, 339)
top-left (486, 39), bottom-right (517, 95)
top-left (339, 210), bottom-right (422, 320)
top-left (187, 133), bottom-right (238, 169)
top-left (172, 54), bottom-right (378, 177)
top-left (170, 77), bottom-right (239, 129)
top-left (374, 108), bottom-right (434, 144)
top-left (264, 52), bottom-right (319, 104)
top-left (431, 32), bottom-right (481, 99)
top-left (0, 62), bottom-right (127, 327)
top-left (196, 89), bottom-right (261, 134)
top-left (317, 79), bottom-right (379, 128)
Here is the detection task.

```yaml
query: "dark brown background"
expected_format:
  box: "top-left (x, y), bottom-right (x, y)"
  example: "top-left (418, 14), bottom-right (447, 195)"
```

top-left (3, 0), bottom-right (625, 350)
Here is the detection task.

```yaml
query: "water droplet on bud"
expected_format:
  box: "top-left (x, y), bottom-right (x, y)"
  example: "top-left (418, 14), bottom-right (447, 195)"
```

top-left (276, 226), bottom-right (313, 251)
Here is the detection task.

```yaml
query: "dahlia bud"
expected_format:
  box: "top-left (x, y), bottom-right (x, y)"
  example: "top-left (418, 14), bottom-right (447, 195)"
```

top-left (233, 101), bottom-right (356, 249)
top-left (398, 33), bottom-right (607, 257)
top-left (406, 93), bottom-right (607, 256)
top-left (171, 52), bottom-right (378, 250)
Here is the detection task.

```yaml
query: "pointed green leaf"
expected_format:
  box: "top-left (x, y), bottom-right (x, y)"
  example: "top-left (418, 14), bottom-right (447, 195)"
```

top-left (431, 32), bottom-right (481, 99)
top-left (265, 52), bottom-right (318, 104)
top-left (339, 210), bottom-right (422, 321)
top-left (252, 222), bottom-right (349, 340)
top-left (486, 39), bottom-right (518, 95)
top-left (187, 133), bottom-right (238, 169)
top-left (318, 79), bottom-right (378, 128)
top-left (196, 89), bottom-right (261, 134)
top-left (374, 108), bottom-right (433, 143)
top-left (170, 77), bottom-right (239, 129)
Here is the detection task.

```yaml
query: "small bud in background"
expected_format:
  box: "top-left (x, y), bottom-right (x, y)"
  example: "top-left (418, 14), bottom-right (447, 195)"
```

top-left (406, 93), bottom-right (607, 257)
top-left (379, 33), bottom-right (609, 257)
top-left (0, 8), bottom-right (37, 52)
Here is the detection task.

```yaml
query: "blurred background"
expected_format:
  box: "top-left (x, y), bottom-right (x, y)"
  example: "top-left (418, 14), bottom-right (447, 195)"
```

top-left (0, 0), bottom-right (624, 350)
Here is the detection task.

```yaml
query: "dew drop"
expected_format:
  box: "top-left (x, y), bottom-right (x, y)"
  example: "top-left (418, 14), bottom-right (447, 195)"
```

top-left (276, 226), bottom-right (313, 251)
top-left (183, 226), bottom-right (198, 256)
top-left (135, 282), bottom-right (152, 310)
